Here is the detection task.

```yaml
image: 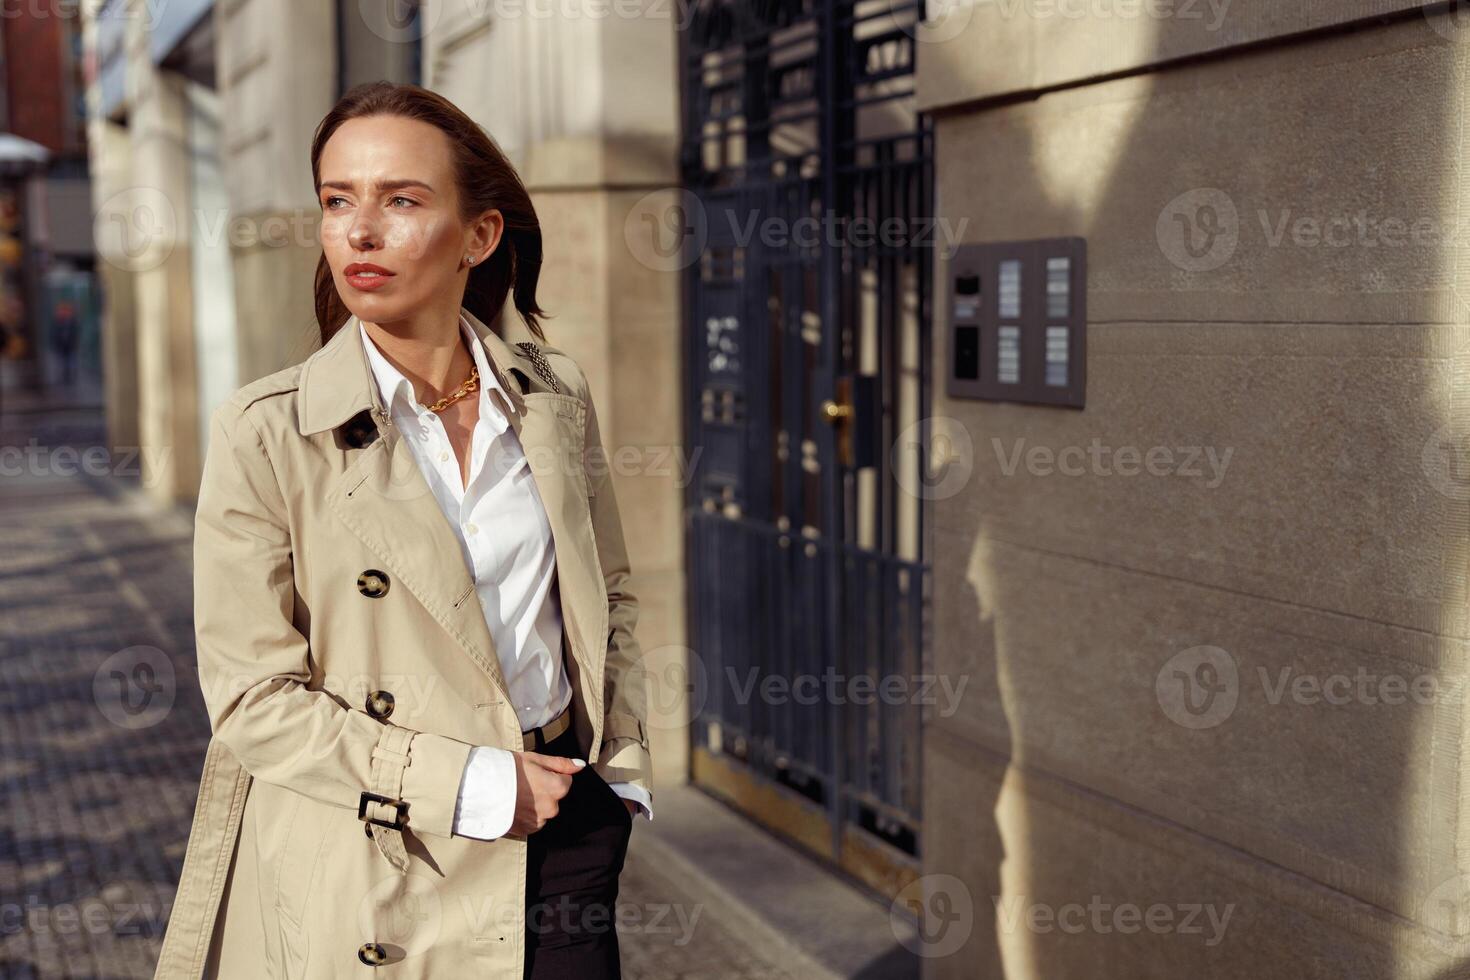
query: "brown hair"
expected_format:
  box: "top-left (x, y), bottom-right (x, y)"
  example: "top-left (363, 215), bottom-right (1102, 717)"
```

top-left (309, 81), bottom-right (550, 346)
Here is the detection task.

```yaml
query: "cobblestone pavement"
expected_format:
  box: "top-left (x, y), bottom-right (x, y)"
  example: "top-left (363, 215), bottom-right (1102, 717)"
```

top-left (0, 401), bottom-right (798, 980)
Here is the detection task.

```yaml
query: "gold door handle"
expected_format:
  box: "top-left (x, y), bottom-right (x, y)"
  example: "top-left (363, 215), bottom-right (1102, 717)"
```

top-left (821, 400), bottom-right (851, 424)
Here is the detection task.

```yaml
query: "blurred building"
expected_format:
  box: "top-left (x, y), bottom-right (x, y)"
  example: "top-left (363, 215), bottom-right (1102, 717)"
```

top-left (1, 1), bottom-right (96, 401)
top-left (80, 0), bottom-right (1470, 978)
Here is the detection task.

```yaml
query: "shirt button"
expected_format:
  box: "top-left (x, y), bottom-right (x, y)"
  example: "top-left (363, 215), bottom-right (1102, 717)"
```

top-left (467, 523), bottom-right (479, 535)
top-left (439, 451), bottom-right (449, 462)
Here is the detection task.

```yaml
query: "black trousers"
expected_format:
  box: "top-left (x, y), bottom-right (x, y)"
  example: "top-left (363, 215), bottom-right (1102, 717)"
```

top-left (523, 723), bottom-right (633, 979)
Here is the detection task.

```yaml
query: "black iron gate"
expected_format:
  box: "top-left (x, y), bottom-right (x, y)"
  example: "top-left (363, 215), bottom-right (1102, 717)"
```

top-left (679, 0), bottom-right (934, 898)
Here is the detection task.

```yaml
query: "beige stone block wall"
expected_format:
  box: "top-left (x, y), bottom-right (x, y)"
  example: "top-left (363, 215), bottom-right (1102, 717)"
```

top-left (923, 10), bottom-right (1470, 977)
top-left (926, 729), bottom-right (1463, 978)
top-left (230, 222), bottom-right (328, 385)
top-left (917, 0), bottom-right (1438, 111)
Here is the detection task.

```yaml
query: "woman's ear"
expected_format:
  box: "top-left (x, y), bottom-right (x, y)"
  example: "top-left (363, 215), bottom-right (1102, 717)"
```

top-left (467, 208), bottom-right (505, 263)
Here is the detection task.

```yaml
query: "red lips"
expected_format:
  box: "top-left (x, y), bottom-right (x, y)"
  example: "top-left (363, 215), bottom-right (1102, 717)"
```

top-left (344, 262), bottom-right (394, 277)
top-left (344, 262), bottom-right (395, 291)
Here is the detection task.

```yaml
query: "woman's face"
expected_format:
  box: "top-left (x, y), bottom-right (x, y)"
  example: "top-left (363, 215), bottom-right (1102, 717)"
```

top-left (317, 114), bottom-right (501, 327)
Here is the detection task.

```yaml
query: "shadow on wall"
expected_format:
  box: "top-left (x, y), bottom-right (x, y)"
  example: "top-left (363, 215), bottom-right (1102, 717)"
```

top-left (935, 7), bottom-right (1470, 980)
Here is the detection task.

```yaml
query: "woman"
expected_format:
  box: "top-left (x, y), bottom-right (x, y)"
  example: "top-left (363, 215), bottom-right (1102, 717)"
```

top-left (152, 82), bottom-right (652, 980)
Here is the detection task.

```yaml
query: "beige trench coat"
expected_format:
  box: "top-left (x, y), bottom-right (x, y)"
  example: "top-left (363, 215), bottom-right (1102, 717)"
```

top-left (152, 307), bottom-right (652, 978)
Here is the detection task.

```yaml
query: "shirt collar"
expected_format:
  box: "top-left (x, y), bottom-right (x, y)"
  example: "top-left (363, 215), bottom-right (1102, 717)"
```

top-left (358, 313), bottom-right (517, 428)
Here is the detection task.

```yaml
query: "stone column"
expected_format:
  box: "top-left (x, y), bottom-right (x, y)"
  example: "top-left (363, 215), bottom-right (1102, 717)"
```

top-left (87, 115), bottom-right (140, 465)
top-left (217, 0), bottom-right (337, 383)
top-left (126, 12), bottom-right (199, 504)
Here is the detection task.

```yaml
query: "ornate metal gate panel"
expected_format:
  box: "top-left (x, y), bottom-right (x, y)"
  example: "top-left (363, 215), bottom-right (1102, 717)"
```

top-left (679, 0), bottom-right (934, 898)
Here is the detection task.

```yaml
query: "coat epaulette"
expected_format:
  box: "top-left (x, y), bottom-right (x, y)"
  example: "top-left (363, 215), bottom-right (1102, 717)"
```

top-left (228, 364), bottom-right (303, 412)
top-left (514, 341), bottom-right (563, 394)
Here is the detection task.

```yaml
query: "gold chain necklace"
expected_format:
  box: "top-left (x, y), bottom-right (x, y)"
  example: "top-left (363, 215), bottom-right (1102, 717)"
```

top-left (425, 363), bottom-right (479, 414)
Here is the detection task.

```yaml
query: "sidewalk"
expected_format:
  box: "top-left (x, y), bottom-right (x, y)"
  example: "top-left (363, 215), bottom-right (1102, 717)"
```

top-left (0, 404), bottom-right (917, 979)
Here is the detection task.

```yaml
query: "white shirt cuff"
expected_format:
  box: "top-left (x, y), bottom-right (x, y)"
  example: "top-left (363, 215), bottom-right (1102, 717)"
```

top-left (452, 745), bottom-right (517, 840)
top-left (606, 780), bottom-right (653, 821)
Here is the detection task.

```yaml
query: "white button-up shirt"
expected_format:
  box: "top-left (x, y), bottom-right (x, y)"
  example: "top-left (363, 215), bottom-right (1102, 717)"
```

top-left (359, 315), bottom-right (650, 838)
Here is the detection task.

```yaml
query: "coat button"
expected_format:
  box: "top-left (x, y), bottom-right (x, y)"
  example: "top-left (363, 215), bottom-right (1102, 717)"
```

top-left (365, 690), bottom-right (395, 720)
top-left (358, 942), bottom-right (387, 966)
top-left (357, 569), bottom-right (390, 598)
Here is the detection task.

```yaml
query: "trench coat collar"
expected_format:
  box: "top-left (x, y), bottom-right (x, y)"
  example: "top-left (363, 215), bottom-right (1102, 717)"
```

top-left (297, 306), bottom-right (551, 436)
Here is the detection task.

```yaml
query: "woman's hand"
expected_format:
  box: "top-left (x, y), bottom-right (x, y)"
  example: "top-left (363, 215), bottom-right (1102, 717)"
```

top-left (510, 751), bottom-right (583, 835)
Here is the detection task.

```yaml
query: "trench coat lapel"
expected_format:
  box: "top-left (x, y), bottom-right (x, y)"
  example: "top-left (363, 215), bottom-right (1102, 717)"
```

top-left (296, 307), bottom-right (594, 706)
top-left (469, 315), bottom-right (609, 694)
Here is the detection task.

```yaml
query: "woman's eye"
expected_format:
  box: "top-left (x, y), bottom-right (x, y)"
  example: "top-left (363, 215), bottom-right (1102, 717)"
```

top-left (324, 196), bottom-right (347, 209)
top-left (390, 196), bottom-right (416, 208)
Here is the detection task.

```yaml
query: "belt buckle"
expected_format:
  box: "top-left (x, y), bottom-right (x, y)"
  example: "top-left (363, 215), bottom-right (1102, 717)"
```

top-left (358, 791), bottom-right (409, 830)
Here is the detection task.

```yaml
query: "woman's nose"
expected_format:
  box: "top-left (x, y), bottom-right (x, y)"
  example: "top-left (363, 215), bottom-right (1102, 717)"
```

top-left (348, 214), bottom-right (380, 250)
